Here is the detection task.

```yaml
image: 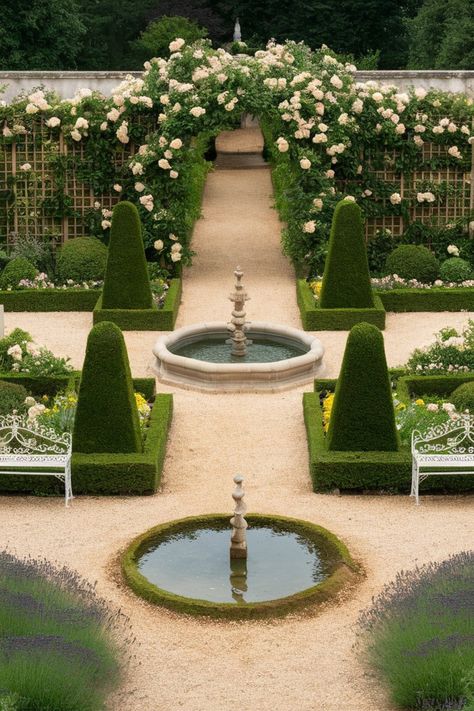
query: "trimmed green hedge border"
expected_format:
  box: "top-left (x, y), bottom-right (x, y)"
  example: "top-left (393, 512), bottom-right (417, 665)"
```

top-left (305, 379), bottom-right (474, 493)
top-left (297, 280), bottom-right (474, 330)
top-left (297, 280), bottom-right (386, 330)
top-left (93, 278), bottom-right (182, 331)
top-left (0, 289), bottom-right (100, 312)
top-left (0, 375), bottom-right (172, 495)
top-left (396, 372), bottom-right (474, 403)
top-left (121, 513), bottom-right (360, 620)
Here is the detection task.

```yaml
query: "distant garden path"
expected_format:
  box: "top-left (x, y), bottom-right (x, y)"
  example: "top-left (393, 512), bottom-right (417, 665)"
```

top-left (1, 133), bottom-right (474, 711)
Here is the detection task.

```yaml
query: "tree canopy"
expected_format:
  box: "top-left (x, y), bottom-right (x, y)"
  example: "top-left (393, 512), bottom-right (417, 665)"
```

top-left (408, 0), bottom-right (474, 69)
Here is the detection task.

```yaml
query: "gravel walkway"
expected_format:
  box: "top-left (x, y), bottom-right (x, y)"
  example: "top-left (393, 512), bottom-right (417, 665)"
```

top-left (1, 161), bottom-right (473, 711)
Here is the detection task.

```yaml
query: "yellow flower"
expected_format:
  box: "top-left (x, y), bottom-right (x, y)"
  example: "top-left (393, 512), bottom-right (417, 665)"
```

top-left (309, 280), bottom-right (322, 298)
top-left (415, 398), bottom-right (425, 406)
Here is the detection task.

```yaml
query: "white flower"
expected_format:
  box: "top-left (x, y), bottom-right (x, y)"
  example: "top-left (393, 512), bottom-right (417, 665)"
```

top-left (313, 198), bottom-right (323, 209)
top-left (442, 403), bottom-right (455, 413)
top-left (325, 169), bottom-right (335, 179)
top-left (94, 201), bottom-right (101, 209)
top-left (426, 403), bottom-right (438, 412)
top-left (131, 162), bottom-right (144, 176)
top-left (276, 137), bottom-right (289, 153)
top-left (190, 106), bottom-right (206, 117)
top-left (169, 138), bottom-right (183, 150)
top-left (170, 170), bottom-right (179, 179)
top-left (113, 184), bottom-right (122, 192)
top-left (164, 150), bottom-right (173, 160)
top-left (28, 404), bottom-right (46, 421)
top-left (390, 193), bottom-right (402, 205)
top-left (134, 182), bottom-right (145, 192)
top-left (171, 242), bottom-right (182, 253)
top-left (101, 219), bottom-right (111, 230)
top-left (338, 112), bottom-right (349, 125)
top-left (345, 195), bottom-right (356, 202)
top-left (7, 344), bottom-right (23, 361)
top-left (116, 121), bottom-right (129, 144)
top-left (372, 92), bottom-right (384, 102)
top-left (139, 194), bottom-right (154, 211)
top-left (74, 117), bottom-right (89, 130)
top-left (158, 159), bottom-right (171, 170)
top-left (169, 38), bottom-right (185, 53)
top-left (414, 135), bottom-right (424, 147)
top-left (303, 220), bottom-right (316, 233)
top-left (26, 103), bottom-right (39, 114)
top-left (2, 126), bottom-right (12, 137)
top-left (100, 121), bottom-right (108, 131)
top-left (154, 239), bottom-right (164, 251)
top-left (70, 129), bottom-right (82, 141)
top-left (330, 75), bottom-right (343, 89)
top-left (171, 252), bottom-right (182, 262)
top-left (351, 98), bottom-right (363, 113)
top-left (395, 123), bottom-right (406, 134)
top-left (300, 158), bottom-right (311, 170)
top-left (19, 163), bottom-right (32, 171)
top-left (46, 117), bottom-right (61, 128)
top-left (107, 107), bottom-right (121, 122)
top-left (448, 145), bottom-right (462, 159)
top-left (414, 87), bottom-right (427, 99)
top-left (447, 244), bottom-right (460, 257)
top-left (313, 133), bottom-right (328, 143)
top-left (169, 233), bottom-right (178, 241)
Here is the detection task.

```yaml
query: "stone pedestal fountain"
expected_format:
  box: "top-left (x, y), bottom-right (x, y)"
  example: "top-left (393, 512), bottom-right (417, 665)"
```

top-left (226, 267), bottom-right (251, 357)
top-left (230, 475), bottom-right (248, 559)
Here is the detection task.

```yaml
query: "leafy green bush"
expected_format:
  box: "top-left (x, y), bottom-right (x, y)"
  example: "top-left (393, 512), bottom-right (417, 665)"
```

top-left (406, 322), bottom-right (474, 375)
top-left (0, 381), bottom-right (28, 416)
top-left (132, 16), bottom-right (207, 62)
top-left (327, 323), bottom-right (399, 451)
top-left (359, 551), bottom-right (474, 710)
top-left (56, 237), bottom-right (108, 283)
top-left (0, 258), bottom-right (37, 290)
top-left (0, 550), bottom-right (129, 710)
top-left (440, 257), bottom-right (472, 282)
top-left (385, 244), bottom-right (440, 283)
top-left (0, 329), bottom-right (31, 371)
top-left (450, 382), bottom-right (474, 412)
top-left (101, 202), bottom-right (153, 310)
top-left (10, 233), bottom-right (55, 274)
top-left (73, 321), bottom-right (142, 453)
top-left (320, 200), bottom-right (374, 309)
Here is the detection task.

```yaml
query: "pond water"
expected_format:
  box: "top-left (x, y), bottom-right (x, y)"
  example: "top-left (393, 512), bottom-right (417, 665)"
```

top-left (170, 337), bottom-right (307, 364)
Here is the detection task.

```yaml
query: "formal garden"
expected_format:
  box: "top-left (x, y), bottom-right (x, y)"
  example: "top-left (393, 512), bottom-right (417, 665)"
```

top-left (0, 36), bottom-right (473, 711)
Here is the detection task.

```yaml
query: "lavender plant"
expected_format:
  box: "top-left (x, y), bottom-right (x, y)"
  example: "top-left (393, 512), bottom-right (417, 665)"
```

top-left (0, 551), bottom-right (134, 710)
top-left (359, 551), bottom-right (474, 710)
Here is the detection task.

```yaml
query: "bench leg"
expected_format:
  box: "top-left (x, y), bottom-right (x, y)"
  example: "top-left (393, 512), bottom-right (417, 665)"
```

top-left (65, 463), bottom-right (73, 507)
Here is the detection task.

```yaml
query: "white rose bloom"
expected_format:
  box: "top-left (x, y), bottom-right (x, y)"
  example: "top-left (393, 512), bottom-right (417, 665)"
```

top-left (447, 244), bottom-right (460, 256)
top-left (70, 129), bottom-right (82, 141)
top-left (113, 184), bottom-right (122, 192)
top-left (303, 221), bottom-right (316, 233)
top-left (164, 150), bottom-right (173, 160)
top-left (395, 123), bottom-right (406, 134)
top-left (390, 193), bottom-right (402, 205)
top-left (345, 195), bottom-right (356, 202)
top-left (74, 117), bottom-right (89, 130)
top-left (20, 163), bottom-right (32, 171)
top-left (169, 138), bottom-right (183, 150)
top-left (94, 201), bottom-right (101, 209)
top-left (154, 240), bottom-right (164, 251)
top-left (300, 158), bottom-right (311, 170)
top-left (158, 159), bottom-right (171, 170)
top-left (2, 126), bottom-right (12, 137)
top-left (439, 117), bottom-right (450, 127)
top-left (113, 94), bottom-right (125, 106)
top-left (171, 242), bottom-right (182, 252)
top-left (414, 135), bottom-right (424, 147)
top-left (190, 107), bottom-right (206, 117)
top-left (134, 182), bottom-right (145, 192)
top-left (276, 138), bottom-right (289, 153)
top-left (160, 94), bottom-right (170, 105)
top-left (432, 126), bottom-right (444, 134)
top-left (101, 219), bottom-right (111, 229)
top-left (313, 133), bottom-right (328, 143)
top-left (169, 233), bottom-right (179, 241)
top-left (26, 103), bottom-right (39, 114)
top-left (338, 113), bottom-right (349, 125)
top-left (325, 169), bottom-right (335, 178)
top-left (447, 122), bottom-right (457, 133)
top-left (139, 194), bottom-right (154, 211)
top-left (414, 87), bottom-right (427, 99)
top-left (169, 38), bottom-right (185, 52)
top-left (448, 145), bottom-right (462, 159)
top-left (372, 92), bottom-right (384, 102)
top-left (313, 198), bottom-right (323, 209)
top-left (170, 170), bottom-right (179, 179)
top-left (351, 98), bottom-right (363, 113)
top-left (131, 162), bottom-right (144, 176)
top-left (330, 75), bottom-right (343, 89)
top-left (46, 117), bottom-right (61, 128)
top-left (171, 252), bottom-right (182, 262)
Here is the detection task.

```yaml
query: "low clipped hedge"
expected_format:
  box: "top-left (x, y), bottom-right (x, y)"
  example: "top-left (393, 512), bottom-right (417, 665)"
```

top-left (122, 513), bottom-right (360, 620)
top-left (0, 377), bottom-right (172, 495)
top-left (304, 380), bottom-right (474, 493)
top-left (0, 289), bottom-right (100, 312)
top-left (396, 372), bottom-right (474, 403)
top-left (93, 278), bottom-right (182, 330)
top-left (297, 280), bottom-right (385, 330)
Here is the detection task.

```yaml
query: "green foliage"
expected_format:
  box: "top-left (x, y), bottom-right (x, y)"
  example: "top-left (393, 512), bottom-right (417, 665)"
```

top-left (132, 16), bottom-right (207, 62)
top-left (73, 321), bottom-right (142, 454)
top-left (408, 0), bottom-right (474, 69)
top-left (0, 0), bottom-right (86, 70)
top-left (0, 329), bottom-right (31, 371)
top-left (10, 234), bottom-right (54, 274)
top-left (0, 289), bottom-right (100, 312)
top-left (327, 323), bottom-right (399, 451)
top-left (359, 551), bottom-right (474, 709)
top-left (450, 382), bottom-right (474, 412)
top-left (385, 244), bottom-right (440, 283)
top-left (439, 257), bottom-right (472, 282)
top-left (56, 237), bottom-right (108, 283)
top-left (378, 287), bottom-right (474, 313)
top-left (320, 201), bottom-right (375, 309)
top-left (395, 401), bottom-right (450, 446)
top-left (0, 550), bottom-right (126, 709)
top-left (101, 202), bottom-right (153, 310)
top-left (406, 322), bottom-right (474, 374)
top-left (0, 381), bottom-right (27, 416)
top-left (0, 258), bottom-right (37, 290)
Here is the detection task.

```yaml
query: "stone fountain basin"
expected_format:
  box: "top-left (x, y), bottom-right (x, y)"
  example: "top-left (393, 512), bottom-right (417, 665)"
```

top-left (153, 321), bottom-right (324, 392)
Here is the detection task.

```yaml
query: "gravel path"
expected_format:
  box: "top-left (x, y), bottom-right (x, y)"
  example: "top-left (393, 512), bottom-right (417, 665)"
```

top-left (1, 161), bottom-right (473, 711)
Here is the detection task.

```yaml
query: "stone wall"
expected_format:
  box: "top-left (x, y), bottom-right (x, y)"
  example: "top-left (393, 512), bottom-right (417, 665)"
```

top-left (1, 70), bottom-right (474, 104)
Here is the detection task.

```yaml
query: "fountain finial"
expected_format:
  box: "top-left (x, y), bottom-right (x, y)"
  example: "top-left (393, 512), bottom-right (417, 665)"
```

top-left (227, 266), bottom-right (251, 357)
top-left (230, 474), bottom-right (248, 559)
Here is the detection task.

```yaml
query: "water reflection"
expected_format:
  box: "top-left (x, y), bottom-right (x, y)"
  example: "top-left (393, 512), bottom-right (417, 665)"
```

top-left (229, 557), bottom-right (248, 603)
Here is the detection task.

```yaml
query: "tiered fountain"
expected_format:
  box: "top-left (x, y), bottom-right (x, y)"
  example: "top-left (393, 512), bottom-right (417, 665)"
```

top-left (153, 267), bottom-right (324, 392)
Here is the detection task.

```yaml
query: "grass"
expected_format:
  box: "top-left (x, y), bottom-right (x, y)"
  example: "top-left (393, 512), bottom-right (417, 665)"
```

top-left (359, 551), bottom-right (474, 710)
top-left (0, 551), bottom-right (131, 710)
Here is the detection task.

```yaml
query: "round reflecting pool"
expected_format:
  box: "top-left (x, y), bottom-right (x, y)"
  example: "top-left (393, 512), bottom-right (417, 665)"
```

top-left (169, 337), bottom-right (307, 364)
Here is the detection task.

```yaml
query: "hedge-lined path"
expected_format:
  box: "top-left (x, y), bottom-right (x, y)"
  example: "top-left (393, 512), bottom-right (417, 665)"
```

top-left (2, 155), bottom-right (474, 711)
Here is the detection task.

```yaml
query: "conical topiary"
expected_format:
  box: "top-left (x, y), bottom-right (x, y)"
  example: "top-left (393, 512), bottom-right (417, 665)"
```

top-left (319, 200), bottom-right (374, 309)
top-left (101, 201), bottom-right (154, 309)
top-left (327, 322), bottom-right (399, 451)
top-left (72, 321), bottom-right (142, 453)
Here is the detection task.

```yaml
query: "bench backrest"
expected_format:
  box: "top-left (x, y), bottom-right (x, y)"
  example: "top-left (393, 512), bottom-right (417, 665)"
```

top-left (412, 415), bottom-right (474, 456)
top-left (0, 414), bottom-right (72, 460)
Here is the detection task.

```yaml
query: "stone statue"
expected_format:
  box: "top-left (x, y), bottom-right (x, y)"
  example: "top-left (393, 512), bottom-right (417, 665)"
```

top-left (230, 474), bottom-right (248, 559)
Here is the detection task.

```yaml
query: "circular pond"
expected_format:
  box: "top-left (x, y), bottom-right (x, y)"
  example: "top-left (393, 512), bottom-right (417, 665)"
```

top-left (122, 515), bottom-right (358, 619)
top-left (170, 337), bottom-right (306, 364)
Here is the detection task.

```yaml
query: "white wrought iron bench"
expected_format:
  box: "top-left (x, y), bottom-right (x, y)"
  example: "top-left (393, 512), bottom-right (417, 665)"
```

top-left (0, 414), bottom-right (73, 506)
top-left (411, 415), bottom-right (474, 504)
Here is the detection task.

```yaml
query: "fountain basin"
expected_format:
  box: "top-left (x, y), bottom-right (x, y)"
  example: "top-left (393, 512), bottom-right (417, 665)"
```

top-left (153, 322), bottom-right (324, 392)
top-left (121, 514), bottom-right (359, 620)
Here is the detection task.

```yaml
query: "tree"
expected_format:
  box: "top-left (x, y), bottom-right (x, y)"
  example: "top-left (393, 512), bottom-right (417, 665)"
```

top-left (408, 0), bottom-right (474, 69)
top-left (132, 16), bottom-right (208, 62)
top-left (148, 0), bottom-right (226, 44)
top-left (0, 0), bottom-right (85, 69)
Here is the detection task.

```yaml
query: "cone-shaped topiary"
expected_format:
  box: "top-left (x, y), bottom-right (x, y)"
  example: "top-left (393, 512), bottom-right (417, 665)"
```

top-left (73, 321), bottom-right (142, 453)
top-left (319, 200), bottom-right (375, 309)
top-left (327, 322), bottom-right (399, 452)
top-left (101, 201), bottom-right (154, 309)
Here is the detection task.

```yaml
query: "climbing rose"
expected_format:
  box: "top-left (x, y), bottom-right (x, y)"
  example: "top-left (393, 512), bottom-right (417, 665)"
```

top-left (303, 221), bottom-right (316, 233)
top-left (390, 193), bottom-right (402, 205)
top-left (300, 158), bottom-right (311, 170)
top-left (154, 240), bottom-right (164, 251)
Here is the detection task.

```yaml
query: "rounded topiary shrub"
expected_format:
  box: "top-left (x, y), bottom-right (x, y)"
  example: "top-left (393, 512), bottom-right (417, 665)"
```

top-left (56, 237), bottom-right (108, 283)
top-left (0, 381), bottom-right (28, 416)
top-left (450, 382), bottom-right (474, 412)
top-left (385, 245), bottom-right (440, 283)
top-left (0, 257), bottom-right (37, 289)
top-left (439, 257), bottom-right (472, 283)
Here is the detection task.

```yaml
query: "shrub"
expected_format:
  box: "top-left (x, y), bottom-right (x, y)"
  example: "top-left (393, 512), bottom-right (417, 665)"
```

top-left (10, 233), bottom-right (55, 274)
top-left (327, 322), bottom-right (399, 451)
top-left (0, 381), bottom-right (28, 416)
top-left (0, 258), bottom-right (37, 290)
top-left (73, 321), bottom-right (142, 453)
top-left (359, 551), bottom-right (474, 710)
top-left (56, 237), bottom-right (108, 283)
top-left (101, 201), bottom-right (154, 310)
top-left (0, 328), bottom-right (31, 371)
top-left (385, 244), bottom-right (439, 283)
top-left (319, 200), bottom-right (375, 309)
top-left (439, 257), bottom-right (472, 282)
top-left (0, 550), bottom-right (129, 710)
top-left (450, 382), bottom-right (474, 412)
